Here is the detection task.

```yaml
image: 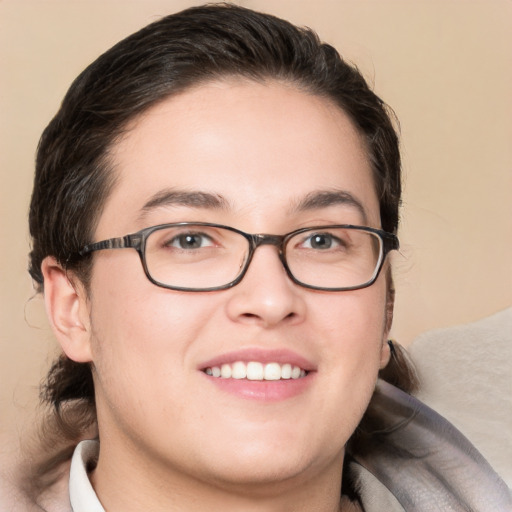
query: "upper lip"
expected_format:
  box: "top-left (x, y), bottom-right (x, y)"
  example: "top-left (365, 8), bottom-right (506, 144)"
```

top-left (198, 348), bottom-right (316, 372)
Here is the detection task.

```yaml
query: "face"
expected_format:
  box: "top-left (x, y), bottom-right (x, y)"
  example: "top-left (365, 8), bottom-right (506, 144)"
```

top-left (68, 80), bottom-right (391, 491)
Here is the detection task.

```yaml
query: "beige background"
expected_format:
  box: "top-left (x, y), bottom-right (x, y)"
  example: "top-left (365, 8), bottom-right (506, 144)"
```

top-left (1, 0), bottom-right (511, 439)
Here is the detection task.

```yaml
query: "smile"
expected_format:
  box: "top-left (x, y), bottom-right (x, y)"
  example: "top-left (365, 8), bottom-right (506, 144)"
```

top-left (204, 361), bottom-right (307, 381)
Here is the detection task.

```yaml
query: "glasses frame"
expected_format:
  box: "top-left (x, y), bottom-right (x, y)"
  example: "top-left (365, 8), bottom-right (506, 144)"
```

top-left (78, 222), bottom-right (399, 292)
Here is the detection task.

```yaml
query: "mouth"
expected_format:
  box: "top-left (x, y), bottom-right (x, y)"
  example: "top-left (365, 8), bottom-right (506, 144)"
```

top-left (203, 361), bottom-right (308, 381)
top-left (199, 350), bottom-right (315, 401)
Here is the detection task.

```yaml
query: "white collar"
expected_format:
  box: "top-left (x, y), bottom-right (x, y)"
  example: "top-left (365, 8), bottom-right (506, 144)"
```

top-left (69, 440), bottom-right (105, 512)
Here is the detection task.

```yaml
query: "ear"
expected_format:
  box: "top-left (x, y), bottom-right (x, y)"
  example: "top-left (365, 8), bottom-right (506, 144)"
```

top-left (379, 279), bottom-right (395, 369)
top-left (41, 256), bottom-right (93, 363)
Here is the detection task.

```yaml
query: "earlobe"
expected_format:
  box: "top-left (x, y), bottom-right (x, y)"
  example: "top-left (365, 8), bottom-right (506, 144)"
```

top-left (41, 256), bottom-right (93, 363)
top-left (384, 276), bottom-right (395, 338)
top-left (379, 338), bottom-right (392, 369)
top-left (380, 277), bottom-right (395, 368)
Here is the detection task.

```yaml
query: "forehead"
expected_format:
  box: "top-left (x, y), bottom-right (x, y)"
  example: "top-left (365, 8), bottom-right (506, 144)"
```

top-left (98, 79), bottom-right (379, 236)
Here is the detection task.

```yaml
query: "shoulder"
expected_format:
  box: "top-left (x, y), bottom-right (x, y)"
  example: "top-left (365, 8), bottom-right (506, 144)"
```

top-left (348, 380), bottom-right (512, 511)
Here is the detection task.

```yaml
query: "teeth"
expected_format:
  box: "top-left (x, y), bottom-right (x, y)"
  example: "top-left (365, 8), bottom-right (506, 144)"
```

top-left (204, 361), bottom-right (307, 381)
top-left (264, 362), bottom-right (281, 381)
top-left (291, 365), bottom-right (301, 379)
top-left (232, 361), bottom-right (247, 379)
top-left (220, 364), bottom-right (232, 379)
top-left (281, 363), bottom-right (292, 379)
top-left (247, 362), bottom-right (264, 380)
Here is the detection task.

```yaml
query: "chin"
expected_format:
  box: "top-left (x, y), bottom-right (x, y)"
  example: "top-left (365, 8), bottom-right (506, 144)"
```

top-left (201, 454), bottom-right (323, 490)
top-left (192, 429), bottom-right (344, 489)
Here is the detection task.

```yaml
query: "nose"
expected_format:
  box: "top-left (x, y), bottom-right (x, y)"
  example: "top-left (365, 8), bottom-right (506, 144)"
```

top-left (225, 245), bottom-right (306, 328)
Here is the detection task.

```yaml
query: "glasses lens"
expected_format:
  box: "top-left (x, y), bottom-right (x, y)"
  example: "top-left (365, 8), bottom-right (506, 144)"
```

top-left (285, 227), bottom-right (382, 289)
top-left (145, 225), bottom-right (249, 290)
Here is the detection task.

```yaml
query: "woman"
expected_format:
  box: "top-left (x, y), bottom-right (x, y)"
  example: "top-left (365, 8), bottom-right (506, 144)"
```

top-left (5, 4), bottom-right (510, 511)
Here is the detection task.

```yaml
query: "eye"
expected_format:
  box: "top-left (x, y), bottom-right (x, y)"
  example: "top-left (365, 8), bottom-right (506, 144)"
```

top-left (301, 232), bottom-right (343, 250)
top-left (166, 232), bottom-right (215, 250)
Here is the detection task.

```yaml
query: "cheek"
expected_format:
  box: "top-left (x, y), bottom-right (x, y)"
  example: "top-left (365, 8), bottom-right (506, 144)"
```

top-left (87, 255), bottom-right (218, 403)
top-left (90, 291), bottom-right (209, 371)
top-left (88, 292), bottom-right (225, 448)
top-left (310, 282), bottom-right (388, 402)
top-left (89, 249), bottom-right (209, 342)
top-left (312, 279), bottom-right (388, 352)
top-left (274, 282), bottom-right (388, 458)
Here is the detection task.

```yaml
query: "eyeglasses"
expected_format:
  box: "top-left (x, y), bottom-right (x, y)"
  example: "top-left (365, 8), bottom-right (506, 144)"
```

top-left (79, 222), bottom-right (399, 292)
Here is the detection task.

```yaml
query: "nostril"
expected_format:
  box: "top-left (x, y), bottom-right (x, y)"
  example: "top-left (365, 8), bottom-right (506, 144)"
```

top-left (241, 313), bottom-right (259, 319)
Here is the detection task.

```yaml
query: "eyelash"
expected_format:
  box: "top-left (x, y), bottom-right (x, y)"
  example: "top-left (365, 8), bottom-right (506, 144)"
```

top-left (164, 232), bottom-right (216, 249)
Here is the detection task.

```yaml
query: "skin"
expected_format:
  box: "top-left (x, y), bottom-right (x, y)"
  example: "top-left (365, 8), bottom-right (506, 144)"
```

top-left (42, 79), bottom-right (391, 511)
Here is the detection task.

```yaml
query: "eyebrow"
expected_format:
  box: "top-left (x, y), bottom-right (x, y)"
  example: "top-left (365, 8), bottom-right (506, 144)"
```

top-left (138, 189), bottom-right (229, 220)
top-left (291, 190), bottom-right (368, 223)
top-left (138, 187), bottom-right (368, 224)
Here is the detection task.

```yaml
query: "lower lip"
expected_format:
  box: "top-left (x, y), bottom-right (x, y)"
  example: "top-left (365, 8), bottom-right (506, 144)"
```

top-left (202, 373), bottom-right (314, 401)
